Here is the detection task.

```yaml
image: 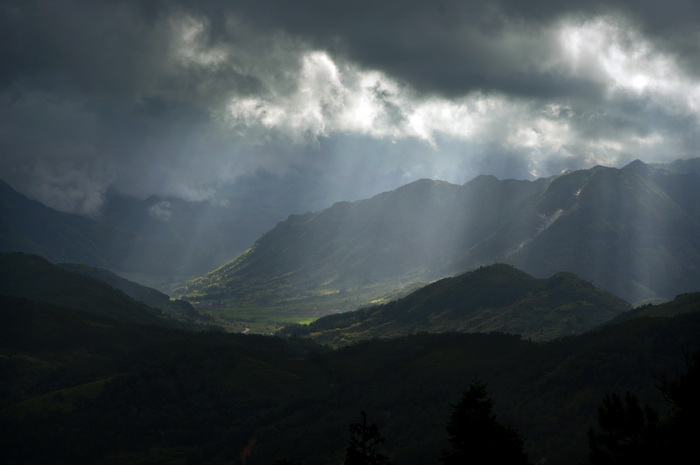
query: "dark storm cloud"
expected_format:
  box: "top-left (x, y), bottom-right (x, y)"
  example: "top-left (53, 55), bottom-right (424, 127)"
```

top-left (230, 0), bottom-right (700, 98)
top-left (0, 0), bottom-right (304, 212)
top-left (0, 0), bottom-right (698, 215)
top-left (6, 0), bottom-right (692, 100)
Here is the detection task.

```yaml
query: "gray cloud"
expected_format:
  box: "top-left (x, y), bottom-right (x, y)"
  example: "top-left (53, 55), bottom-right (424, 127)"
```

top-left (232, 0), bottom-right (700, 98)
top-left (0, 0), bottom-right (699, 216)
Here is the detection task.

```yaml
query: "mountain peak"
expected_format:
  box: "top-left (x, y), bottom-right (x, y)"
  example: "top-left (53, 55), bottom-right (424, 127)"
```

top-left (622, 159), bottom-right (653, 175)
top-left (464, 174), bottom-right (500, 187)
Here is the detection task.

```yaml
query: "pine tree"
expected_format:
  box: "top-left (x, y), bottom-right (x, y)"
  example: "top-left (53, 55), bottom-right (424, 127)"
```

top-left (441, 378), bottom-right (529, 465)
top-left (344, 411), bottom-right (392, 465)
top-left (587, 392), bottom-right (664, 465)
top-left (588, 349), bottom-right (700, 464)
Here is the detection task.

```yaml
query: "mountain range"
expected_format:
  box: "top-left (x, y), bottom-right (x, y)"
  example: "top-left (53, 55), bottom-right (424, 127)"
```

top-left (3, 157), bottom-right (700, 328)
top-left (181, 159), bottom-right (700, 309)
top-left (2, 174), bottom-right (700, 465)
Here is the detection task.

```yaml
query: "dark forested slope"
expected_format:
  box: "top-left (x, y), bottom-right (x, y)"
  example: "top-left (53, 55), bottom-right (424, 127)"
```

top-left (2, 290), bottom-right (698, 465)
top-left (0, 252), bottom-right (176, 326)
top-left (282, 264), bottom-right (631, 345)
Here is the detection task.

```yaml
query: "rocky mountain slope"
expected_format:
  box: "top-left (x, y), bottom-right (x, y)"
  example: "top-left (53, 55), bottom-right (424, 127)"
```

top-left (183, 159), bottom-right (700, 306)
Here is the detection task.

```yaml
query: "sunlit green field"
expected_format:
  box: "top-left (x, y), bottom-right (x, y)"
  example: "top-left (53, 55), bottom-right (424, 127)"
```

top-left (199, 303), bottom-right (327, 333)
top-left (189, 282), bottom-right (419, 334)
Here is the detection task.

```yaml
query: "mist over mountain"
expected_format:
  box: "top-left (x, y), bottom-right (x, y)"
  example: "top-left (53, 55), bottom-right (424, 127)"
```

top-left (0, 177), bottom-right (293, 283)
top-left (183, 159), bottom-right (700, 306)
top-left (0, 178), bottom-right (131, 271)
top-left (3, 158), bottom-right (699, 308)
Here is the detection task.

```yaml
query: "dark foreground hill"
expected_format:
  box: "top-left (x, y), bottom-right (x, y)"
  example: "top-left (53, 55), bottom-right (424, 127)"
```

top-left (0, 252), bottom-right (180, 327)
top-left (1, 289), bottom-right (698, 465)
top-left (58, 262), bottom-right (202, 322)
top-left (0, 179), bottom-right (132, 271)
top-left (182, 159), bottom-right (700, 312)
top-left (281, 264), bottom-right (631, 346)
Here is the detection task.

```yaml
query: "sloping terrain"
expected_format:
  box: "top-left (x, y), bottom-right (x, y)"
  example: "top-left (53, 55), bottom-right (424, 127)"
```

top-left (281, 264), bottom-right (631, 346)
top-left (0, 179), bottom-right (132, 270)
top-left (508, 161), bottom-right (700, 302)
top-left (1, 289), bottom-right (698, 465)
top-left (0, 252), bottom-right (177, 327)
top-left (182, 159), bottom-right (700, 309)
top-left (0, 179), bottom-right (275, 281)
top-left (58, 262), bottom-right (202, 322)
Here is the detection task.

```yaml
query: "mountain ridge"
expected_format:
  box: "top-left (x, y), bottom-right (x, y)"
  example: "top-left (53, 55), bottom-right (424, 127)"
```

top-left (0, 252), bottom-right (179, 327)
top-left (281, 264), bottom-right (632, 346)
top-left (181, 158), bottom-right (700, 310)
top-left (58, 261), bottom-right (203, 322)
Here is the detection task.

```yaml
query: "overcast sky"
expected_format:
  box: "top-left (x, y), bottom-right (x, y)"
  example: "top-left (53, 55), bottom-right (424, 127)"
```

top-left (2, 0), bottom-right (699, 215)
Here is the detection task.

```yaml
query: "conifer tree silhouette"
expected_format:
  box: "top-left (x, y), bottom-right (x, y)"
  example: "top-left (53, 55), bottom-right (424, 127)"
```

top-left (587, 391), bottom-right (664, 465)
top-left (344, 411), bottom-right (392, 465)
top-left (441, 377), bottom-right (529, 465)
top-left (589, 349), bottom-right (700, 465)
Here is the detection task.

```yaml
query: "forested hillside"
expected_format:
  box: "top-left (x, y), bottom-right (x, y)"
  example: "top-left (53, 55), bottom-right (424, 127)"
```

top-left (281, 264), bottom-right (631, 346)
top-left (2, 291), bottom-right (698, 465)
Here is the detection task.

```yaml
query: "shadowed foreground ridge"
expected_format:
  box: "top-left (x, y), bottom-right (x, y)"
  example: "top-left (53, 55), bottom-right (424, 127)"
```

top-left (281, 264), bottom-right (631, 346)
top-left (1, 291), bottom-right (698, 465)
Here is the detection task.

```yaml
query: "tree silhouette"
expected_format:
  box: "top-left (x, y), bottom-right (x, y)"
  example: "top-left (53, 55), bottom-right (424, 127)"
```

top-left (587, 391), bottom-right (664, 465)
top-left (588, 349), bottom-right (700, 464)
top-left (659, 348), bottom-right (700, 461)
top-left (344, 411), bottom-right (392, 465)
top-left (441, 378), bottom-right (529, 465)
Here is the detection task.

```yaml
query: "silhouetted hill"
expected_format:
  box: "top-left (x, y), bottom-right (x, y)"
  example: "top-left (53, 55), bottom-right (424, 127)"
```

top-left (0, 179), bottom-right (130, 269)
top-left (281, 264), bottom-right (631, 345)
top-left (182, 159), bottom-right (700, 307)
top-left (605, 292), bottom-right (700, 324)
top-left (0, 179), bottom-right (198, 279)
top-left (58, 262), bottom-right (201, 322)
top-left (0, 252), bottom-right (176, 326)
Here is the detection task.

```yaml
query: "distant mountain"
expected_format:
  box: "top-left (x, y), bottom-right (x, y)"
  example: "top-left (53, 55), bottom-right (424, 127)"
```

top-left (0, 179), bottom-right (131, 270)
top-left (180, 176), bottom-right (549, 304)
top-left (96, 191), bottom-right (290, 280)
top-left (281, 264), bottom-right (631, 345)
top-left (0, 252), bottom-right (177, 326)
top-left (182, 158), bottom-right (700, 306)
top-left (0, 179), bottom-right (286, 282)
top-left (507, 160), bottom-right (700, 302)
